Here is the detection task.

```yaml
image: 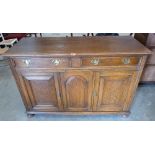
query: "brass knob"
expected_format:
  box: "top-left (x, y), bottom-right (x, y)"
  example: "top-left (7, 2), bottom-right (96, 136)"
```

top-left (122, 57), bottom-right (130, 65)
top-left (51, 59), bottom-right (60, 65)
top-left (23, 59), bottom-right (31, 66)
top-left (91, 58), bottom-right (100, 65)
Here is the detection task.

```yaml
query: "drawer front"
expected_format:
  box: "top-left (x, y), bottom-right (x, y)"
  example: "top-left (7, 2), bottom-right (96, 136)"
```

top-left (81, 56), bottom-right (140, 67)
top-left (13, 57), bottom-right (70, 68)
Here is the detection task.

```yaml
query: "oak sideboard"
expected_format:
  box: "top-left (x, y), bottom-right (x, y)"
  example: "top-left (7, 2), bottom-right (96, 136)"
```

top-left (3, 36), bottom-right (151, 117)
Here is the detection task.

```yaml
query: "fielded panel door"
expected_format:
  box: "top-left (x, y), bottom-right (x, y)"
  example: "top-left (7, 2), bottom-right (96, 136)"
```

top-left (93, 70), bottom-right (138, 112)
top-left (18, 71), bottom-right (63, 112)
top-left (60, 70), bottom-right (94, 112)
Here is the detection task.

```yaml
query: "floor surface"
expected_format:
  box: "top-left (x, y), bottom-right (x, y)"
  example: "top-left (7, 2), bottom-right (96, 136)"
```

top-left (0, 62), bottom-right (155, 121)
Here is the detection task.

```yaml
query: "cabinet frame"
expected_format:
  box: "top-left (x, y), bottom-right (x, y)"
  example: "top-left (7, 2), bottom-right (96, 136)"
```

top-left (9, 55), bottom-right (148, 115)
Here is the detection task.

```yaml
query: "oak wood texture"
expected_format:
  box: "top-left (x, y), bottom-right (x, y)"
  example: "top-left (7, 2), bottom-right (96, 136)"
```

top-left (81, 56), bottom-right (140, 67)
top-left (60, 70), bottom-right (93, 112)
top-left (14, 57), bottom-right (70, 68)
top-left (4, 36), bottom-right (151, 116)
top-left (18, 72), bottom-right (63, 112)
top-left (93, 71), bottom-right (137, 112)
top-left (3, 36), bottom-right (150, 57)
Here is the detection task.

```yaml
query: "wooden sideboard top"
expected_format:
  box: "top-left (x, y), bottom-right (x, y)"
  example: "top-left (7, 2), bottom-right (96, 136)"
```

top-left (3, 36), bottom-right (151, 57)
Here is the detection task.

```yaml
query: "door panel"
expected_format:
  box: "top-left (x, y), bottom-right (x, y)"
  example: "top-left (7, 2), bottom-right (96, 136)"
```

top-left (60, 70), bottom-right (93, 111)
top-left (18, 72), bottom-right (62, 112)
top-left (94, 71), bottom-right (137, 112)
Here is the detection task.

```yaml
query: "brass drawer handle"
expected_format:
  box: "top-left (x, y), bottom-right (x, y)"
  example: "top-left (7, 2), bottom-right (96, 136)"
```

top-left (91, 58), bottom-right (100, 65)
top-left (51, 59), bottom-right (60, 65)
top-left (22, 59), bottom-right (31, 66)
top-left (122, 57), bottom-right (130, 65)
